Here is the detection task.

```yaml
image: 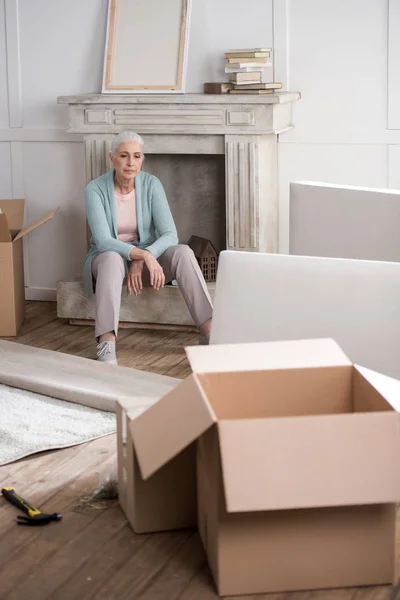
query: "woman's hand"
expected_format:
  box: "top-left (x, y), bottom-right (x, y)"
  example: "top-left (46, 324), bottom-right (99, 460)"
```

top-left (128, 260), bottom-right (144, 296)
top-left (143, 250), bottom-right (165, 291)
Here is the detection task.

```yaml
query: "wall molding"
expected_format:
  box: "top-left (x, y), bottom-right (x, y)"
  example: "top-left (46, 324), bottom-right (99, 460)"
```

top-left (25, 287), bottom-right (57, 302)
top-left (272, 0), bottom-right (289, 91)
top-left (5, 0), bottom-right (22, 128)
top-left (279, 134), bottom-right (400, 145)
top-left (0, 129), bottom-right (83, 142)
top-left (2, 129), bottom-right (400, 146)
top-left (10, 140), bottom-right (29, 285)
top-left (387, 0), bottom-right (400, 129)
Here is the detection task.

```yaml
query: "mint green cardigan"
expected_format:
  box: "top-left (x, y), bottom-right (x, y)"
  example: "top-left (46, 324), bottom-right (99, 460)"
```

top-left (83, 169), bottom-right (178, 296)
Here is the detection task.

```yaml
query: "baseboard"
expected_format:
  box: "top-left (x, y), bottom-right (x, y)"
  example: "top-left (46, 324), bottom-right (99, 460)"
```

top-left (25, 287), bottom-right (57, 302)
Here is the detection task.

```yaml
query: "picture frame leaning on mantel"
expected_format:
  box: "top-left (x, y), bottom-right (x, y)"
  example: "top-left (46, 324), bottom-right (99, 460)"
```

top-left (102, 0), bottom-right (192, 94)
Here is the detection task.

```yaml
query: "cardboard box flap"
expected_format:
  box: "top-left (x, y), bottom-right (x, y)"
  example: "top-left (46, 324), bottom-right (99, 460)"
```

top-left (14, 208), bottom-right (58, 241)
top-left (0, 213), bottom-right (11, 242)
top-left (130, 374), bottom-right (216, 480)
top-left (355, 365), bottom-right (400, 411)
top-left (218, 412), bottom-right (400, 513)
top-left (186, 338), bottom-right (351, 374)
top-left (0, 199), bottom-right (25, 235)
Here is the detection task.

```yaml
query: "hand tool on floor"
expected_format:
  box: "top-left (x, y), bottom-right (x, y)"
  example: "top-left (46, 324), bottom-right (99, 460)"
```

top-left (1, 487), bottom-right (62, 526)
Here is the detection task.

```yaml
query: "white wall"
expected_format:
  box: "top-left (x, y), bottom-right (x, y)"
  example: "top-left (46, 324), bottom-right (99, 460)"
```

top-left (278, 0), bottom-right (400, 252)
top-left (0, 0), bottom-right (397, 296)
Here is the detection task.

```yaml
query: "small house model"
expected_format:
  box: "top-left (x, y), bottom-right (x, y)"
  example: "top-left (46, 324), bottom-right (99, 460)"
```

top-left (188, 235), bottom-right (218, 282)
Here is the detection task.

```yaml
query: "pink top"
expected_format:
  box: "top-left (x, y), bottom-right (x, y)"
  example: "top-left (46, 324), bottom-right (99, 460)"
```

top-left (115, 188), bottom-right (138, 243)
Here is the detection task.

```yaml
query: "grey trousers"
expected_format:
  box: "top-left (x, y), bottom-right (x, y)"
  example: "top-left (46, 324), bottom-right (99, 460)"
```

top-left (91, 244), bottom-right (213, 339)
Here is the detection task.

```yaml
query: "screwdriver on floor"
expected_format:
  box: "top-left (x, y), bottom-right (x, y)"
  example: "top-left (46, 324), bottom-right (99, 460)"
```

top-left (1, 487), bottom-right (62, 526)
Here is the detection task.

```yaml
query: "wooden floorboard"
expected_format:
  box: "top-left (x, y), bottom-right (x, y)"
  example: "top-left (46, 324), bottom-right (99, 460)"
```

top-left (0, 301), bottom-right (396, 599)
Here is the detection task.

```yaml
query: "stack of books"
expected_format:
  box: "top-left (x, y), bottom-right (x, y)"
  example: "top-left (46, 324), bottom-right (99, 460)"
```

top-left (225, 48), bottom-right (282, 95)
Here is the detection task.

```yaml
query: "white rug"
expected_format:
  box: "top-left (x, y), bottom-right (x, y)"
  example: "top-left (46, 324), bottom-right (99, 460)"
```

top-left (0, 383), bottom-right (116, 466)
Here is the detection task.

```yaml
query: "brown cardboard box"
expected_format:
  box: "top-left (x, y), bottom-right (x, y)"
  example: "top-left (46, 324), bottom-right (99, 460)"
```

top-left (0, 200), bottom-right (57, 336)
top-left (117, 396), bottom-right (197, 534)
top-left (126, 338), bottom-right (400, 596)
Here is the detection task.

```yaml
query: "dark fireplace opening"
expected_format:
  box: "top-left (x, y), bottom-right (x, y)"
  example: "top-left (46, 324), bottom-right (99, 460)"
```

top-left (143, 154), bottom-right (226, 259)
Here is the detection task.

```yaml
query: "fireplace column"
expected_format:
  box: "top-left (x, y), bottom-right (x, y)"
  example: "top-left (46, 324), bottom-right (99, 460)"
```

top-left (225, 134), bottom-right (277, 253)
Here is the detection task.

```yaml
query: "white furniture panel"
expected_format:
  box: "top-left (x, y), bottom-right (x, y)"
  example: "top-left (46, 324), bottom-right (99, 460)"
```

top-left (278, 142), bottom-right (388, 253)
top-left (289, 181), bottom-right (400, 262)
top-left (211, 250), bottom-right (400, 381)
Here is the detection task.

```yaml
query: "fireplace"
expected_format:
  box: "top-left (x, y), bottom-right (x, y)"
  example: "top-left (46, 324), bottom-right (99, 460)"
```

top-left (56, 92), bottom-right (300, 328)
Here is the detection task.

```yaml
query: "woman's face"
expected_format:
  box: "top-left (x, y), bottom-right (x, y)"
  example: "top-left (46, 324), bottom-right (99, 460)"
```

top-left (110, 141), bottom-right (144, 180)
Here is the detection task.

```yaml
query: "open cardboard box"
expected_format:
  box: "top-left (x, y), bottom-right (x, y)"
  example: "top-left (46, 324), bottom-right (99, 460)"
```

top-left (0, 200), bottom-right (57, 336)
top-left (121, 338), bottom-right (400, 596)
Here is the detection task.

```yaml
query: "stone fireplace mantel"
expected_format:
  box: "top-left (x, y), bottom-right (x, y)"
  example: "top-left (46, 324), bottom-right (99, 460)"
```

top-left (58, 92), bottom-right (299, 253)
top-left (56, 92), bottom-right (300, 328)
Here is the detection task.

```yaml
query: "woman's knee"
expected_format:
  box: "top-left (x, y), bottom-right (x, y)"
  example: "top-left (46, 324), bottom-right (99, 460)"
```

top-left (171, 244), bottom-right (195, 261)
top-left (97, 251), bottom-right (125, 277)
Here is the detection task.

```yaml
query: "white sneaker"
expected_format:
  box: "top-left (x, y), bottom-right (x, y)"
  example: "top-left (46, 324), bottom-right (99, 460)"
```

top-left (97, 341), bottom-right (117, 365)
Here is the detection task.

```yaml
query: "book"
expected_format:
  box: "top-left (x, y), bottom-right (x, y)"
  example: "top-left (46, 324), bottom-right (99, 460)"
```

top-left (232, 80), bottom-right (263, 86)
top-left (226, 58), bottom-right (271, 64)
top-left (228, 47), bottom-right (271, 53)
top-left (233, 82), bottom-right (282, 90)
top-left (204, 82), bottom-right (233, 94)
top-left (225, 52), bottom-right (270, 59)
top-left (230, 72), bottom-right (262, 82)
top-left (229, 89), bottom-right (275, 94)
top-left (225, 66), bottom-right (266, 73)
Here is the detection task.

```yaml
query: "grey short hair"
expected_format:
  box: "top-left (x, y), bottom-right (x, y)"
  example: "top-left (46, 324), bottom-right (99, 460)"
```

top-left (111, 130), bottom-right (144, 155)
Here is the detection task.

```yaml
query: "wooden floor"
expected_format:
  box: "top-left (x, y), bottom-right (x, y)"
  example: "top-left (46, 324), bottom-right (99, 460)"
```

top-left (0, 302), bottom-right (397, 600)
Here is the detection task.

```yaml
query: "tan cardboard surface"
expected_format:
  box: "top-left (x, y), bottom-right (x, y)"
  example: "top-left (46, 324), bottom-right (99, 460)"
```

top-left (0, 199), bottom-right (24, 233)
top-left (14, 208), bottom-right (58, 241)
top-left (186, 337), bottom-right (351, 374)
top-left (117, 402), bottom-right (197, 534)
top-left (352, 367), bottom-right (395, 412)
top-left (218, 410), bottom-right (400, 512)
top-left (0, 244), bottom-right (17, 335)
top-left (0, 214), bottom-right (11, 242)
top-left (217, 504), bottom-right (396, 595)
top-left (123, 338), bottom-right (400, 595)
top-left (130, 374), bottom-right (216, 480)
top-left (197, 366), bottom-right (353, 419)
top-left (12, 239), bottom-right (25, 335)
top-left (355, 364), bottom-right (400, 411)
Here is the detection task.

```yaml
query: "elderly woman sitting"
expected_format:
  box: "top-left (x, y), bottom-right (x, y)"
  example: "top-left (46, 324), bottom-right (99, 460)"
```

top-left (83, 130), bottom-right (213, 365)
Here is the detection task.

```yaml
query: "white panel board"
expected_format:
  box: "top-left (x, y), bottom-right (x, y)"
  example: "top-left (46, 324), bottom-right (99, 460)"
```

top-left (211, 250), bottom-right (400, 381)
top-left (22, 142), bottom-right (86, 290)
top-left (103, 0), bottom-right (191, 93)
top-left (278, 143), bottom-right (388, 253)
